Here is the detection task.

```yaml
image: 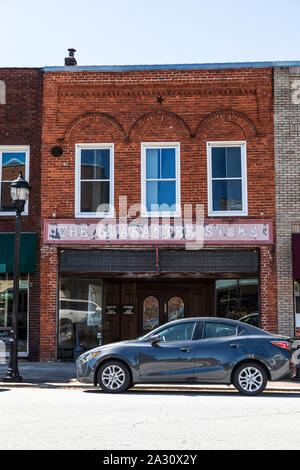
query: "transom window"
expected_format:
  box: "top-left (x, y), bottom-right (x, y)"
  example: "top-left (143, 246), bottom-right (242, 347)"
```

top-left (207, 142), bottom-right (247, 216)
top-left (0, 146), bottom-right (29, 215)
top-left (75, 144), bottom-right (114, 218)
top-left (141, 143), bottom-right (180, 217)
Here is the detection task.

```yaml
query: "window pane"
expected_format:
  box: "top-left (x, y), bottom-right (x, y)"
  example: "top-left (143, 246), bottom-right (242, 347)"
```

top-left (146, 148), bottom-right (176, 179)
top-left (204, 322), bottom-right (237, 339)
top-left (215, 279), bottom-right (259, 320)
top-left (212, 147), bottom-right (241, 178)
top-left (146, 148), bottom-right (160, 179)
top-left (226, 147), bottom-right (241, 177)
top-left (58, 279), bottom-right (103, 351)
top-left (81, 149), bottom-right (110, 180)
top-left (143, 296), bottom-right (159, 331)
top-left (81, 181), bottom-right (109, 213)
top-left (161, 148), bottom-right (175, 178)
top-left (168, 297), bottom-right (184, 321)
top-left (212, 147), bottom-right (226, 178)
top-left (0, 274), bottom-right (28, 353)
top-left (146, 181), bottom-right (176, 212)
top-left (212, 180), bottom-right (242, 211)
top-left (157, 321), bottom-right (196, 341)
top-left (2, 153), bottom-right (26, 181)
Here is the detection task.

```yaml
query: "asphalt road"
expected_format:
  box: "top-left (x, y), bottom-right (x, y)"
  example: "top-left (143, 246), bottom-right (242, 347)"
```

top-left (0, 387), bottom-right (300, 450)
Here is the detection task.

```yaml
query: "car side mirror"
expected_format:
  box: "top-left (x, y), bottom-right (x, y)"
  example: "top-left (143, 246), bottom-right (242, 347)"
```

top-left (151, 335), bottom-right (160, 346)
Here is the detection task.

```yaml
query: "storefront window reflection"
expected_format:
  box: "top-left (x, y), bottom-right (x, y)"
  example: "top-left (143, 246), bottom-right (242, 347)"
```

top-left (168, 297), bottom-right (184, 322)
top-left (215, 279), bottom-right (259, 324)
top-left (143, 296), bottom-right (159, 331)
top-left (0, 273), bottom-right (28, 353)
top-left (59, 279), bottom-right (103, 354)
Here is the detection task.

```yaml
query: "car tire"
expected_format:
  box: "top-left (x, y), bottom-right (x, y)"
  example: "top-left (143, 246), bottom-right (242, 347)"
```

top-left (233, 362), bottom-right (267, 395)
top-left (97, 360), bottom-right (131, 393)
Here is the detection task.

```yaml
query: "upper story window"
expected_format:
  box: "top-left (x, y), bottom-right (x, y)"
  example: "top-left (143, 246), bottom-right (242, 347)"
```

top-left (0, 146), bottom-right (30, 215)
top-left (75, 144), bottom-right (114, 218)
top-left (207, 142), bottom-right (248, 216)
top-left (141, 143), bottom-right (181, 217)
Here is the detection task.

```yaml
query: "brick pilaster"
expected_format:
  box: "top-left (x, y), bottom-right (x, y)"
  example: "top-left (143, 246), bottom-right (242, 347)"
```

top-left (260, 246), bottom-right (278, 333)
top-left (39, 245), bottom-right (58, 360)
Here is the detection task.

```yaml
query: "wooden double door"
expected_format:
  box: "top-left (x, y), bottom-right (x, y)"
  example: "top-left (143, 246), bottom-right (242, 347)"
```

top-left (102, 279), bottom-right (215, 345)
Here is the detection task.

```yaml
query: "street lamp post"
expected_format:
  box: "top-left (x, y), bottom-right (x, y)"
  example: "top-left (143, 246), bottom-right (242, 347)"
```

top-left (2, 172), bottom-right (31, 383)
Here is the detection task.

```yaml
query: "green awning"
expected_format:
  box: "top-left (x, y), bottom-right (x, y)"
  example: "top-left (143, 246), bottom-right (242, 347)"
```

top-left (0, 233), bottom-right (37, 274)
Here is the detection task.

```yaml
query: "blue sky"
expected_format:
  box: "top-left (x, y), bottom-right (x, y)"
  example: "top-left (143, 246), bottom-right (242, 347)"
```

top-left (0, 0), bottom-right (300, 67)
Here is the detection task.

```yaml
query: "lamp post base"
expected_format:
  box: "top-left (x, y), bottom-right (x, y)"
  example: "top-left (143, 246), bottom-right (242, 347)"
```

top-left (1, 372), bottom-right (23, 383)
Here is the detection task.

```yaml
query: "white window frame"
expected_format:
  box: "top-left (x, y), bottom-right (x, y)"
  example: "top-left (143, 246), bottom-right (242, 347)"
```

top-left (75, 143), bottom-right (114, 218)
top-left (207, 141), bottom-right (248, 217)
top-left (141, 142), bottom-right (181, 218)
top-left (0, 145), bottom-right (30, 216)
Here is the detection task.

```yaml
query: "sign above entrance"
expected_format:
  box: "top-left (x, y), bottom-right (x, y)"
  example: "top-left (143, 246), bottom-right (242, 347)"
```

top-left (44, 219), bottom-right (273, 245)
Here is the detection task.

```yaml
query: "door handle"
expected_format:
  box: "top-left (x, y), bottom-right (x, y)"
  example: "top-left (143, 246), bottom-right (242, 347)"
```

top-left (230, 342), bottom-right (240, 348)
top-left (180, 347), bottom-right (192, 352)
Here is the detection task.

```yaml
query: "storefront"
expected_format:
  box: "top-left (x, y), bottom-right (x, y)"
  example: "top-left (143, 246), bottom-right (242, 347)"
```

top-left (292, 234), bottom-right (300, 338)
top-left (39, 61), bottom-right (277, 361)
top-left (0, 232), bottom-right (37, 356)
top-left (43, 219), bottom-right (271, 360)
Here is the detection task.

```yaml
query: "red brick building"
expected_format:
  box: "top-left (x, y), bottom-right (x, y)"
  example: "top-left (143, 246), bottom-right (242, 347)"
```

top-left (0, 69), bottom-right (43, 359)
top-left (39, 62), bottom-right (276, 361)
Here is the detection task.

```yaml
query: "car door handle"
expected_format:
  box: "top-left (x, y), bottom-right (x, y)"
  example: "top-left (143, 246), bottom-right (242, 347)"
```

top-left (230, 342), bottom-right (240, 348)
top-left (180, 347), bottom-right (192, 352)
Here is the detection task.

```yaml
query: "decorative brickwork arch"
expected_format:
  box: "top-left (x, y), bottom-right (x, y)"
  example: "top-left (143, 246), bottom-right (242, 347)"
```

top-left (195, 109), bottom-right (258, 139)
top-left (129, 110), bottom-right (192, 140)
top-left (63, 112), bottom-right (126, 142)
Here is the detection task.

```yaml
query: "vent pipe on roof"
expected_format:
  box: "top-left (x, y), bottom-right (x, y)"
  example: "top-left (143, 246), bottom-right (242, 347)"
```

top-left (65, 48), bottom-right (77, 66)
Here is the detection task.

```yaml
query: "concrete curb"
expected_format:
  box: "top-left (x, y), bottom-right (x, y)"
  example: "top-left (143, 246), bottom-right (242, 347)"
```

top-left (1, 381), bottom-right (300, 393)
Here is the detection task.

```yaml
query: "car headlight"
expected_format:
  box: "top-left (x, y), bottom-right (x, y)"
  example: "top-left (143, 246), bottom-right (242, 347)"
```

top-left (79, 350), bottom-right (101, 363)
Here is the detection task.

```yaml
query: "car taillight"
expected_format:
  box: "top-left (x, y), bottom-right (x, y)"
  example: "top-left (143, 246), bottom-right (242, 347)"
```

top-left (271, 341), bottom-right (291, 350)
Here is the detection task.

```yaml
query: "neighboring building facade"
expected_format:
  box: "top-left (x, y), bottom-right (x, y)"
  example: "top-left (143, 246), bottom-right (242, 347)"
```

top-left (0, 69), bottom-right (43, 359)
top-left (40, 62), bottom-right (276, 361)
top-left (274, 65), bottom-right (300, 339)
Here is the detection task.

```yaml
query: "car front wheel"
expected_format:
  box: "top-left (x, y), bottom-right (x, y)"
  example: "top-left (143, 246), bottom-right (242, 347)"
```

top-left (97, 360), bottom-right (131, 393)
top-left (233, 362), bottom-right (267, 395)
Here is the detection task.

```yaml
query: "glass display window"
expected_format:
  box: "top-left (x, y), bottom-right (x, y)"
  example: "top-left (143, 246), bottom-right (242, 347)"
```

top-left (0, 273), bottom-right (28, 354)
top-left (215, 279), bottom-right (259, 325)
top-left (58, 278), bottom-right (103, 354)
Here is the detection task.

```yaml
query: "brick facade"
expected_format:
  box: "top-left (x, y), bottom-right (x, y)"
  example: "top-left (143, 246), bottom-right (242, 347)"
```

top-left (274, 66), bottom-right (300, 338)
top-left (39, 66), bottom-right (277, 360)
top-left (0, 69), bottom-right (43, 359)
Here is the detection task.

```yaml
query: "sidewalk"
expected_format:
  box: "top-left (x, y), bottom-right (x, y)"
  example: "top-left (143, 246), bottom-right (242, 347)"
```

top-left (0, 361), bottom-right (300, 392)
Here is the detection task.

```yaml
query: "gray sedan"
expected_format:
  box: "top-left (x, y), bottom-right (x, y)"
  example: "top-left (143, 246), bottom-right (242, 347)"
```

top-left (76, 317), bottom-right (295, 395)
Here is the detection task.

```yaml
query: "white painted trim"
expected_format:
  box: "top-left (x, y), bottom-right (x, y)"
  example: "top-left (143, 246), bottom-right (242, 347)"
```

top-left (141, 142), bottom-right (181, 218)
top-left (0, 145), bottom-right (30, 216)
top-left (75, 143), bottom-right (115, 218)
top-left (0, 80), bottom-right (5, 105)
top-left (206, 141), bottom-right (248, 217)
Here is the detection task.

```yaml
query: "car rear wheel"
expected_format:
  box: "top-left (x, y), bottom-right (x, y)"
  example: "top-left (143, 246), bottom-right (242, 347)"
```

top-left (233, 362), bottom-right (267, 395)
top-left (97, 360), bottom-right (131, 393)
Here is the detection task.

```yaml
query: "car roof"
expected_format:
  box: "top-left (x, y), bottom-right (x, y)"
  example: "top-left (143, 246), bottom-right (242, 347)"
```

top-left (171, 317), bottom-right (240, 323)
top-left (167, 316), bottom-right (269, 334)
